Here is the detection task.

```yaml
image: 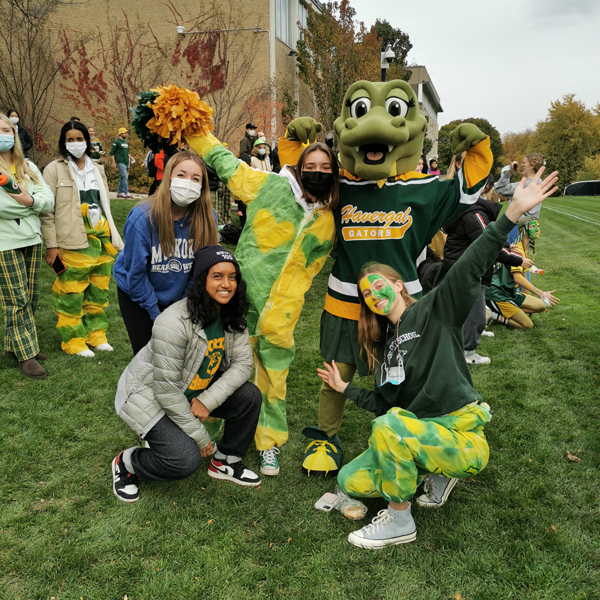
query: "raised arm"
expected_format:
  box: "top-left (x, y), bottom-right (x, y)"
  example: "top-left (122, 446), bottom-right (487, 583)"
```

top-left (435, 168), bottom-right (559, 326)
top-left (186, 133), bottom-right (276, 205)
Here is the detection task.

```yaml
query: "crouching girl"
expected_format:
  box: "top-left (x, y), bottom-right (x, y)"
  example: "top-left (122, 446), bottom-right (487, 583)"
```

top-left (112, 246), bottom-right (262, 503)
top-left (317, 168), bottom-right (558, 548)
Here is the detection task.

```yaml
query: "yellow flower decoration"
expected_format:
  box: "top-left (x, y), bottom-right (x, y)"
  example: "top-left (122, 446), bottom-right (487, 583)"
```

top-left (146, 84), bottom-right (214, 146)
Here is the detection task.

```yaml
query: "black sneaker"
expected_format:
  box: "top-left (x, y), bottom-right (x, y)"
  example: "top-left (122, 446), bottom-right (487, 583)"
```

top-left (112, 451), bottom-right (140, 503)
top-left (207, 457), bottom-right (261, 487)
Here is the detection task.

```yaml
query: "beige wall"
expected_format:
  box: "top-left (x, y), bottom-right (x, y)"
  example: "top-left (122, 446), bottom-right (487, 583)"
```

top-left (44, 0), bottom-right (313, 152)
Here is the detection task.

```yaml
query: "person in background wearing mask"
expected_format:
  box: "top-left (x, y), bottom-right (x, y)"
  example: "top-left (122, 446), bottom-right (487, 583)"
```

top-left (7, 109), bottom-right (34, 158)
top-left (186, 125), bottom-right (340, 477)
top-left (88, 127), bottom-right (106, 164)
top-left (41, 120), bottom-right (124, 357)
top-left (250, 139), bottom-right (272, 172)
top-left (238, 123), bottom-right (257, 164)
top-left (110, 127), bottom-right (135, 199)
top-left (113, 151), bottom-right (218, 356)
top-left (0, 113), bottom-right (54, 379)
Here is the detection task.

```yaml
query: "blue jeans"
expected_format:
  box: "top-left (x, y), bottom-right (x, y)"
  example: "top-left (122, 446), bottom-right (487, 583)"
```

top-left (116, 162), bottom-right (129, 195)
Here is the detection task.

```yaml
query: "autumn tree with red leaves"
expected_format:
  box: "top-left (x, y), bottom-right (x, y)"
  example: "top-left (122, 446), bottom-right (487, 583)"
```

top-left (165, 0), bottom-right (272, 146)
top-left (0, 0), bottom-right (94, 162)
top-left (59, 2), bottom-right (170, 123)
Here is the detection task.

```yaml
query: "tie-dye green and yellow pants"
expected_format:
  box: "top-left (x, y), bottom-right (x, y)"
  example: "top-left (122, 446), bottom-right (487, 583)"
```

top-left (52, 208), bottom-right (116, 354)
top-left (338, 403), bottom-right (491, 503)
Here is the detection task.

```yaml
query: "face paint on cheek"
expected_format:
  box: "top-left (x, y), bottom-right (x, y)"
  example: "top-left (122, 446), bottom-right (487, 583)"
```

top-left (528, 222), bottom-right (540, 239)
top-left (360, 275), bottom-right (397, 315)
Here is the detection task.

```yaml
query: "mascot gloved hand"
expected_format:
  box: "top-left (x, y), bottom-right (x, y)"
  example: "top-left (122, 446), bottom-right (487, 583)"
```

top-left (285, 117), bottom-right (322, 144)
top-left (281, 80), bottom-right (494, 478)
top-left (131, 85), bottom-right (337, 476)
top-left (449, 123), bottom-right (487, 155)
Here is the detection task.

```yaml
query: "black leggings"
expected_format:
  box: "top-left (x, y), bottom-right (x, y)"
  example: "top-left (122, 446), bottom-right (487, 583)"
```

top-left (117, 286), bottom-right (166, 356)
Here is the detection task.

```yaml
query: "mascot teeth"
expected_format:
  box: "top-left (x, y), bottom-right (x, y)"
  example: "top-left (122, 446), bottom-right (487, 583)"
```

top-left (388, 145), bottom-right (394, 153)
top-left (355, 147), bottom-right (360, 153)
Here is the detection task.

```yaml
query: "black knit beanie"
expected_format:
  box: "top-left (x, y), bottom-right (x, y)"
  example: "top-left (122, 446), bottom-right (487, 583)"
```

top-left (193, 245), bottom-right (238, 281)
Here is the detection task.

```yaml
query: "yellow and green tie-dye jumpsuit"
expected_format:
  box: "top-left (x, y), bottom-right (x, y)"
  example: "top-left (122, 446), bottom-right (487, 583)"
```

top-left (53, 204), bottom-right (117, 354)
top-left (187, 133), bottom-right (336, 451)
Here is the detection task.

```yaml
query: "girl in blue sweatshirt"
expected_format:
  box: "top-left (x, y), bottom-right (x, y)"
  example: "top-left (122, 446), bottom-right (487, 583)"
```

top-left (317, 167), bottom-right (558, 549)
top-left (113, 151), bottom-right (218, 355)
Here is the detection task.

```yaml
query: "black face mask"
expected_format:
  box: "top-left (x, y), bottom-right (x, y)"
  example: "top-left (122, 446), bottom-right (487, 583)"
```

top-left (300, 171), bottom-right (335, 199)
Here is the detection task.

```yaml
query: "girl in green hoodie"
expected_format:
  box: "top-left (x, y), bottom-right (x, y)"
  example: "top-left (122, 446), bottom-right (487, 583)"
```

top-left (317, 167), bottom-right (559, 549)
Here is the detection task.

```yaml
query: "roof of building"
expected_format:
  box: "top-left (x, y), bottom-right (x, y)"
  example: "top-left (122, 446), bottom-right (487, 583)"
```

top-left (408, 65), bottom-right (443, 114)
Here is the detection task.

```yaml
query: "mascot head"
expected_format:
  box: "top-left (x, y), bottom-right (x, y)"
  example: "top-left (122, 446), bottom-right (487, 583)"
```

top-left (334, 80), bottom-right (427, 180)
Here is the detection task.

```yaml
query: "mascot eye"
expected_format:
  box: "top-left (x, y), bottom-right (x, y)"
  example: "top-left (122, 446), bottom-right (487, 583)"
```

top-left (386, 97), bottom-right (410, 118)
top-left (350, 98), bottom-right (371, 119)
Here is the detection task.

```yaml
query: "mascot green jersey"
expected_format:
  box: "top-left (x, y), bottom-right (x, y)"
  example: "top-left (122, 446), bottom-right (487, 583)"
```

top-left (277, 80), bottom-right (493, 477)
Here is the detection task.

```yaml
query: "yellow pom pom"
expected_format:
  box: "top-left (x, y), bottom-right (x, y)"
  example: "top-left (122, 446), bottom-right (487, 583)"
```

top-left (146, 84), bottom-right (214, 146)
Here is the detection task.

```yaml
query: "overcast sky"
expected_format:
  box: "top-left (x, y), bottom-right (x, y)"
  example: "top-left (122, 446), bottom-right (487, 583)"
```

top-left (351, 0), bottom-right (600, 136)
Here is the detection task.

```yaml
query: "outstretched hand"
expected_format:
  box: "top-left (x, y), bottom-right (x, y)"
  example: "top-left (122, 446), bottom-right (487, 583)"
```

top-left (316, 360), bottom-right (348, 394)
top-left (505, 167), bottom-right (558, 223)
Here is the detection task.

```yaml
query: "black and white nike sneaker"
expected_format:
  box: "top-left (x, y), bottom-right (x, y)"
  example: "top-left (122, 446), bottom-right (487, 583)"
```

top-left (112, 451), bottom-right (140, 503)
top-left (208, 457), bottom-right (261, 487)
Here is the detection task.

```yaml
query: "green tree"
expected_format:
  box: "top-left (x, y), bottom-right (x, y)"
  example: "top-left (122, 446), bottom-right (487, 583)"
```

top-left (438, 117), bottom-right (503, 176)
top-left (296, 0), bottom-right (382, 133)
top-left (373, 18), bottom-right (412, 81)
top-left (527, 94), bottom-right (600, 192)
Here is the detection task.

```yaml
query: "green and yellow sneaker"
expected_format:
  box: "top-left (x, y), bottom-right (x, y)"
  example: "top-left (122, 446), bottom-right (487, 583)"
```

top-left (301, 426), bottom-right (342, 478)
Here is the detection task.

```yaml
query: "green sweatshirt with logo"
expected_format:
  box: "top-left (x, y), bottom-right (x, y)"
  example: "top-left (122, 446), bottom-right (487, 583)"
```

top-left (343, 213), bottom-right (515, 419)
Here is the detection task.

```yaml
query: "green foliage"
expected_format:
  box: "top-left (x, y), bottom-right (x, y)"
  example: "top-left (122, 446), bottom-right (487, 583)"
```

top-left (575, 155), bottom-right (600, 181)
top-left (500, 129), bottom-right (535, 169)
top-left (296, 0), bottom-right (383, 132)
top-left (373, 18), bottom-right (412, 81)
top-left (438, 117), bottom-right (503, 175)
top-left (422, 136), bottom-right (433, 157)
top-left (277, 85), bottom-right (299, 130)
top-left (527, 94), bottom-right (600, 193)
top-left (1, 199), bottom-right (599, 598)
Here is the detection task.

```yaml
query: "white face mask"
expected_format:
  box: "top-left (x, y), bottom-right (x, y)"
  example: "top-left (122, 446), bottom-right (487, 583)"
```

top-left (248, 130), bottom-right (256, 136)
top-left (170, 177), bottom-right (202, 206)
top-left (9, 116), bottom-right (19, 125)
top-left (259, 148), bottom-right (266, 156)
top-left (66, 141), bottom-right (88, 159)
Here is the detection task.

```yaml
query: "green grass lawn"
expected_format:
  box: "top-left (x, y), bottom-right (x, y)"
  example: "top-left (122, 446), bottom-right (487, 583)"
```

top-left (1, 196), bottom-right (599, 600)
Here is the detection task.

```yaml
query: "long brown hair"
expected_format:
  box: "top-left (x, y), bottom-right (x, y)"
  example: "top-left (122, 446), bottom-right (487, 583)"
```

top-left (357, 262), bottom-right (416, 374)
top-left (146, 151), bottom-right (217, 258)
top-left (288, 142), bottom-right (340, 209)
top-left (0, 114), bottom-right (39, 184)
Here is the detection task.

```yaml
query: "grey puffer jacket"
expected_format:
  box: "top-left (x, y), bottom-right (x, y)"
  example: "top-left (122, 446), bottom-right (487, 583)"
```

top-left (115, 299), bottom-right (253, 450)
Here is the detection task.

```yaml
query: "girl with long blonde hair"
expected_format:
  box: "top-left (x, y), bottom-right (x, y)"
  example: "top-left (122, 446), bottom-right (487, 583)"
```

top-left (113, 150), bottom-right (218, 356)
top-left (317, 167), bottom-right (559, 549)
top-left (0, 113), bottom-right (54, 378)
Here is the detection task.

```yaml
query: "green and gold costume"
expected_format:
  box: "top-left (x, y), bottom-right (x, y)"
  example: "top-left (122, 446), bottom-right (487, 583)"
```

top-left (186, 133), bottom-right (335, 450)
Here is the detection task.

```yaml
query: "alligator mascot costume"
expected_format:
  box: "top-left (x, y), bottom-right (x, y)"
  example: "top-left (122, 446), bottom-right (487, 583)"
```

top-left (276, 80), bottom-right (493, 477)
top-left (131, 81), bottom-right (492, 478)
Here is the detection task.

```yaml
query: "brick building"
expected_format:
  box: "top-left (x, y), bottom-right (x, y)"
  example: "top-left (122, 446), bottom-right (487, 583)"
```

top-left (47, 0), bottom-right (323, 150)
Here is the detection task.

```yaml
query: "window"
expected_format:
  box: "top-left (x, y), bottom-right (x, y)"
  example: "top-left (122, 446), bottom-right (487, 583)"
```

top-left (275, 0), bottom-right (290, 45)
top-left (298, 1), bottom-right (307, 40)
